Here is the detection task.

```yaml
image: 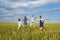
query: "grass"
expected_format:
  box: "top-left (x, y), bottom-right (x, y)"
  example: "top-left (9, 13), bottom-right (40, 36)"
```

top-left (0, 23), bottom-right (60, 40)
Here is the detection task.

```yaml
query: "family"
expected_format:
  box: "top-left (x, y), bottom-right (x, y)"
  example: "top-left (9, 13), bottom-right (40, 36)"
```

top-left (17, 15), bottom-right (48, 31)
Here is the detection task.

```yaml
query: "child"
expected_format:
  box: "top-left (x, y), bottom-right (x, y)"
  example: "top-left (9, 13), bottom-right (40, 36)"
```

top-left (39, 16), bottom-right (44, 30)
top-left (39, 16), bottom-right (48, 31)
top-left (17, 19), bottom-right (22, 29)
top-left (23, 16), bottom-right (28, 27)
top-left (30, 15), bottom-right (36, 28)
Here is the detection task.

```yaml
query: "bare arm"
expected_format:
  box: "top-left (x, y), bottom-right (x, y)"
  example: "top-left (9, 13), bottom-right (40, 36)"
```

top-left (44, 18), bottom-right (49, 20)
top-left (35, 18), bottom-right (40, 21)
top-left (28, 18), bottom-right (31, 20)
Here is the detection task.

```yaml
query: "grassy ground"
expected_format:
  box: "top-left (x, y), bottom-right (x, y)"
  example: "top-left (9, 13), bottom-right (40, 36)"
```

top-left (0, 23), bottom-right (60, 40)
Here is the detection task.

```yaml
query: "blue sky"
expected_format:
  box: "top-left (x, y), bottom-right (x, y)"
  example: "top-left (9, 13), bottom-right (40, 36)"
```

top-left (0, 0), bottom-right (60, 23)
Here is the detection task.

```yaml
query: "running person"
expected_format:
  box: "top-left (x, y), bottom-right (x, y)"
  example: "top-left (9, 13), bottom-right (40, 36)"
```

top-left (39, 16), bottom-right (44, 30)
top-left (30, 15), bottom-right (36, 28)
top-left (23, 16), bottom-right (28, 27)
top-left (17, 19), bottom-right (22, 29)
top-left (39, 16), bottom-right (48, 31)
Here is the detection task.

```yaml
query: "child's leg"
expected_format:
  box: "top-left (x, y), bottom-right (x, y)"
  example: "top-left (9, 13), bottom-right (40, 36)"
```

top-left (40, 27), bottom-right (43, 31)
top-left (32, 23), bottom-right (35, 28)
top-left (40, 26), bottom-right (43, 30)
top-left (40, 22), bottom-right (44, 30)
top-left (18, 26), bottom-right (22, 29)
top-left (18, 26), bottom-right (20, 29)
top-left (30, 23), bottom-right (32, 27)
top-left (25, 25), bottom-right (28, 29)
top-left (24, 25), bottom-right (27, 28)
top-left (24, 24), bottom-right (27, 27)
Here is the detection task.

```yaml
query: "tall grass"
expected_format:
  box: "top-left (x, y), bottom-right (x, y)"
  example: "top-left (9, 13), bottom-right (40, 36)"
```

top-left (0, 23), bottom-right (60, 40)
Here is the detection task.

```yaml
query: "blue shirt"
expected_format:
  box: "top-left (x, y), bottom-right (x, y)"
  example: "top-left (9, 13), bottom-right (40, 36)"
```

top-left (23, 19), bottom-right (27, 25)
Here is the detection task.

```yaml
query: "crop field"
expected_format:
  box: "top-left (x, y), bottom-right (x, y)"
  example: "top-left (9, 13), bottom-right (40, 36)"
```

top-left (0, 23), bottom-right (60, 40)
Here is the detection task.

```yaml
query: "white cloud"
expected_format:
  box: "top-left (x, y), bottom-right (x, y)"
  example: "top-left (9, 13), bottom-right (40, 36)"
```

top-left (28, 0), bottom-right (60, 8)
top-left (13, 9), bottom-right (28, 14)
top-left (0, 8), bottom-right (5, 11)
top-left (0, 0), bottom-right (60, 22)
top-left (0, 0), bottom-right (60, 8)
top-left (32, 8), bottom-right (60, 13)
top-left (8, 0), bottom-right (60, 8)
top-left (9, 2), bottom-right (29, 8)
top-left (0, 0), bottom-right (60, 15)
top-left (13, 8), bottom-right (60, 14)
top-left (45, 8), bottom-right (60, 12)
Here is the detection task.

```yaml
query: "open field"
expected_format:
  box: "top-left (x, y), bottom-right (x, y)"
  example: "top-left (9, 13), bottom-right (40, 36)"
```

top-left (0, 23), bottom-right (60, 40)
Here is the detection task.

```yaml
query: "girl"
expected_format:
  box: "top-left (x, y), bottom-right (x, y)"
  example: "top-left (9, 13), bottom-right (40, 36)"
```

top-left (30, 15), bottom-right (36, 28)
top-left (39, 16), bottom-right (48, 31)
top-left (23, 16), bottom-right (28, 27)
top-left (39, 16), bottom-right (44, 30)
top-left (17, 19), bottom-right (22, 29)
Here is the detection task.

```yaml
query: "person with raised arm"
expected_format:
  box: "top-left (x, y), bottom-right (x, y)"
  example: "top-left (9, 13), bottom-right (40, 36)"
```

top-left (29, 15), bottom-right (37, 28)
top-left (23, 16), bottom-right (28, 27)
top-left (39, 16), bottom-right (48, 31)
top-left (17, 19), bottom-right (22, 29)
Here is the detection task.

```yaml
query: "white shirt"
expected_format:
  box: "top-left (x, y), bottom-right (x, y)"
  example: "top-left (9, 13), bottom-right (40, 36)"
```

top-left (31, 17), bottom-right (35, 23)
top-left (40, 18), bottom-right (44, 23)
top-left (18, 21), bottom-right (22, 27)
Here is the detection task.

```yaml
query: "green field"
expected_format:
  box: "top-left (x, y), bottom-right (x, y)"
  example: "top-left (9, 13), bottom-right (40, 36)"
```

top-left (0, 23), bottom-right (60, 40)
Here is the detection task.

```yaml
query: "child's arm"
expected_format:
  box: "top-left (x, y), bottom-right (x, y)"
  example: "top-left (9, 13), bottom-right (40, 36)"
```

top-left (28, 18), bottom-right (31, 20)
top-left (17, 20), bottom-right (18, 23)
top-left (44, 18), bottom-right (49, 20)
top-left (34, 17), bottom-right (37, 19)
top-left (23, 19), bottom-right (24, 21)
top-left (35, 18), bottom-right (40, 21)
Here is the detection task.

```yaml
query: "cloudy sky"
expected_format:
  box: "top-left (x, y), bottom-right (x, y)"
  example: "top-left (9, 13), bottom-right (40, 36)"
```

top-left (0, 0), bottom-right (60, 23)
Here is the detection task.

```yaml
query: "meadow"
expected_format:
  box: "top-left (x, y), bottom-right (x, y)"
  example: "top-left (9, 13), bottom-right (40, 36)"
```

top-left (0, 23), bottom-right (60, 40)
